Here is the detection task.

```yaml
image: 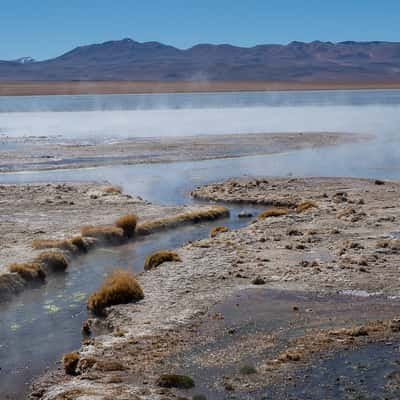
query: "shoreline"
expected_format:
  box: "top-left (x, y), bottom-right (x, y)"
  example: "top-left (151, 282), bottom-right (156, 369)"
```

top-left (1, 80), bottom-right (400, 96)
top-left (29, 176), bottom-right (400, 399)
top-left (0, 132), bottom-right (368, 173)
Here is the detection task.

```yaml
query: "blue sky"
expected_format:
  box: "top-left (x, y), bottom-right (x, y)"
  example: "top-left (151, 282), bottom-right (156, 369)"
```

top-left (2, 0), bottom-right (400, 60)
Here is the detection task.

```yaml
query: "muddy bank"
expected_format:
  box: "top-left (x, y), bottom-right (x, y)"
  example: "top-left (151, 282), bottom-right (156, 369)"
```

top-left (0, 132), bottom-right (365, 172)
top-left (30, 177), bottom-right (400, 399)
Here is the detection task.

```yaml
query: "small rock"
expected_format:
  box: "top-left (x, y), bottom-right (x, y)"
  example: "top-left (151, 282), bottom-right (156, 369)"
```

top-left (252, 276), bottom-right (266, 285)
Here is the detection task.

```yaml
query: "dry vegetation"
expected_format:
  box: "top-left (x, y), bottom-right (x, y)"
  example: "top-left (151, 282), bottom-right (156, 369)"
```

top-left (136, 206), bottom-right (229, 235)
top-left (87, 269), bottom-right (144, 316)
top-left (296, 200), bottom-right (318, 213)
top-left (144, 250), bottom-right (181, 271)
top-left (80, 225), bottom-right (125, 245)
top-left (63, 352), bottom-right (80, 376)
top-left (210, 226), bottom-right (230, 238)
top-left (35, 251), bottom-right (68, 272)
top-left (156, 374), bottom-right (195, 389)
top-left (102, 186), bottom-right (122, 194)
top-left (257, 207), bottom-right (289, 219)
top-left (8, 262), bottom-right (45, 282)
top-left (115, 213), bottom-right (138, 238)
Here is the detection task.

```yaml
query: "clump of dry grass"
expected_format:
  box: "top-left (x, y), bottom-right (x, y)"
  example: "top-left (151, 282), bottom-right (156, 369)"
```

top-left (278, 350), bottom-right (302, 362)
top-left (210, 226), bottom-right (230, 238)
top-left (32, 236), bottom-right (88, 254)
top-left (103, 185), bottom-right (122, 194)
top-left (63, 352), bottom-right (80, 375)
top-left (136, 206), bottom-right (229, 235)
top-left (156, 374), bottom-right (195, 389)
top-left (81, 225), bottom-right (125, 245)
top-left (8, 262), bottom-right (45, 282)
top-left (87, 269), bottom-right (144, 316)
top-left (94, 360), bottom-right (126, 372)
top-left (35, 251), bottom-right (68, 272)
top-left (144, 250), bottom-right (181, 270)
top-left (258, 207), bottom-right (288, 220)
top-left (115, 214), bottom-right (138, 238)
top-left (32, 238), bottom-right (75, 252)
top-left (70, 236), bottom-right (88, 252)
top-left (296, 200), bottom-right (318, 213)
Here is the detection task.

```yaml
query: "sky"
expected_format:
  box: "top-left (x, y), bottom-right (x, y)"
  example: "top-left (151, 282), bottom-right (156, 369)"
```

top-left (1, 0), bottom-right (400, 60)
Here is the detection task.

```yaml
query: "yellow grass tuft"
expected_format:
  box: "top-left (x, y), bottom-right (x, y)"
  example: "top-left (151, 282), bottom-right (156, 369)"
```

top-left (115, 214), bottom-right (138, 238)
top-left (136, 206), bottom-right (229, 236)
top-left (210, 226), bottom-right (230, 238)
top-left (32, 238), bottom-right (75, 252)
top-left (103, 186), bottom-right (122, 194)
top-left (70, 236), bottom-right (88, 252)
top-left (296, 200), bottom-right (318, 213)
top-left (8, 262), bottom-right (45, 282)
top-left (258, 207), bottom-right (288, 220)
top-left (63, 352), bottom-right (80, 375)
top-left (87, 269), bottom-right (144, 316)
top-left (81, 225), bottom-right (125, 245)
top-left (144, 250), bottom-right (181, 271)
top-left (35, 251), bottom-right (68, 272)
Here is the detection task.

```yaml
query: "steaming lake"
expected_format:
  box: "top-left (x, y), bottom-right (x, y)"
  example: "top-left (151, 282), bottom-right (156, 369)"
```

top-left (1, 89), bottom-right (400, 398)
top-left (1, 89), bottom-right (400, 140)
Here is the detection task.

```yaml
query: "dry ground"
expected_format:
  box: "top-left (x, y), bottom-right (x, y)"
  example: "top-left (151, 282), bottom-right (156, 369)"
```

top-left (0, 132), bottom-right (365, 172)
top-left (2, 80), bottom-right (400, 96)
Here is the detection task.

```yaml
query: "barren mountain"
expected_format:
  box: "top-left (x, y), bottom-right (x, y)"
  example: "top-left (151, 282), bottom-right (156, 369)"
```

top-left (1, 39), bottom-right (400, 81)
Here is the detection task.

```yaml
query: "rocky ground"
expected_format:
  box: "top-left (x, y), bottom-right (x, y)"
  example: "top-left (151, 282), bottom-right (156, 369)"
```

top-left (0, 132), bottom-right (365, 172)
top-left (30, 177), bottom-right (400, 400)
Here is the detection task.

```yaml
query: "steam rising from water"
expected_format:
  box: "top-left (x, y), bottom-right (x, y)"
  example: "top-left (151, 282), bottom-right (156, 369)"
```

top-left (0, 105), bottom-right (400, 140)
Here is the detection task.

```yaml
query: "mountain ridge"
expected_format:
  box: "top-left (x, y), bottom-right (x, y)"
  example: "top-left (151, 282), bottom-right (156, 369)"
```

top-left (1, 38), bottom-right (400, 81)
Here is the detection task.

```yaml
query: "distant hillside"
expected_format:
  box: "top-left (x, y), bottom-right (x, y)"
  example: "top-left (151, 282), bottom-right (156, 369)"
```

top-left (1, 39), bottom-right (400, 81)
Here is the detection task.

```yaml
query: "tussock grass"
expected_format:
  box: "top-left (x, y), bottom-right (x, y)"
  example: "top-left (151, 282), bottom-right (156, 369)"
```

top-left (144, 250), bottom-right (181, 271)
top-left (35, 251), bottom-right (68, 272)
top-left (94, 360), bottom-right (125, 372)
top-left (258, 207), bottom-right (288, 220)
top-left (210, 226), bottom-right (229, 238)
top-left (81, 225), bottom-right (125, 245)
top-left (103, 185), bottom-right (122, 194)
top-left (32, 238), bottom-right (75, 252)
top-left (8, 262), bottom-right (45, 282)
top-left (87, 269), bottom-right (144, 316)
top-left (156, 374), bottom-right (195, 389)
top-left (296, 200), bottom-right (318, 213)
top-left (136, 206), bottom-right (229, 236)
top-left (63, 352), bottom-right (80, 375)
top-left (115, 214), bottom-right (138, 238)
top-left (70, 236), bottom-right (88, 252)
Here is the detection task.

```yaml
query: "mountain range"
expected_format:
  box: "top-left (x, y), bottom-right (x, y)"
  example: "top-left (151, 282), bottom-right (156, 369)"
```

top-left (1, 39), bottom-right (400, 81)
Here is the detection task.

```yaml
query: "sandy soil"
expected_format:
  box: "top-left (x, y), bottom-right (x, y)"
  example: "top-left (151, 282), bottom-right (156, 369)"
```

top-left (0, 132), bottom-right (366, 172)
top-left (0, 182), bottom-right (195, 275)
top-left (31, 177), bottom-right (400, 399)
top-left (2, 80), bottom-right (400, 96)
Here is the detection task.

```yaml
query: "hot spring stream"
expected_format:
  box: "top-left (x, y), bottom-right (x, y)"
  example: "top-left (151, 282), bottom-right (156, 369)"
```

top-left (3, 134), bottom-right (400, 398)
top-left (3, 132), bottom-right (400, 398)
